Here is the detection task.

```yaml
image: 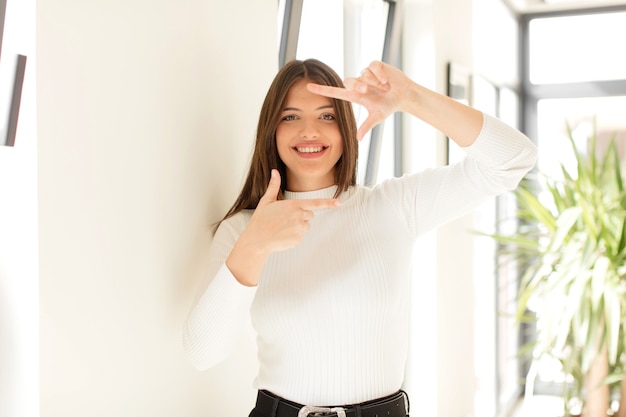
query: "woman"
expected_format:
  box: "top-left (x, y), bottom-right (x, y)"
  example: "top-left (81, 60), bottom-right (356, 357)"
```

top-left (183, 59), bottom-right (537, 417)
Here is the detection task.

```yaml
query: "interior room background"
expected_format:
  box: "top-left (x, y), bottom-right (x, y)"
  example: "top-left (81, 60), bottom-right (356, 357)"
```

top-left (1, 0), bottom-right (624, 417)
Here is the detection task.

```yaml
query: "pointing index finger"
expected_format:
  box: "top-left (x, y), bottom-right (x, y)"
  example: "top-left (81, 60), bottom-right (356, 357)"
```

top-left (298, 198), bottom-right (342, 210)
top-left (306, 83), bottom-right (361, 103)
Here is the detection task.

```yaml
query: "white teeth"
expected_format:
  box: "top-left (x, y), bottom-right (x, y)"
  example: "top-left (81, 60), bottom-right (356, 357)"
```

top-left (296, 146), bottom-right (324, 153)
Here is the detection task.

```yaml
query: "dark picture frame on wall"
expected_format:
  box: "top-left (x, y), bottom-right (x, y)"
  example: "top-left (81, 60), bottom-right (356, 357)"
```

top-left (471, 74), bottom-right (498, 117)
top-left (446, 62), bottom-right (472, 164)
top-left (2, 54), bottom-right (27, 146)
top-left (447, 60), bottom-right (526, 414)
top-left (471, 72), bottom-right (527, 414)
top-left (0, 0), bottom-right (6, 58)
top-left (0, 0), bottom-right (27, 147)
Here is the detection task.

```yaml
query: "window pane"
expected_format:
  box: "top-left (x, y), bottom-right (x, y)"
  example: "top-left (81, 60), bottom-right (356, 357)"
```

top-left (296, 0), bottom-right (345, 75)
top-left (295, 0), bottom-right (389, 80)
top-left (537, 96), bottom-right (626, 180)
top-left (529, 12), bottom-right (626, 84)
top-left (294, 0), bottom-right (390, 184)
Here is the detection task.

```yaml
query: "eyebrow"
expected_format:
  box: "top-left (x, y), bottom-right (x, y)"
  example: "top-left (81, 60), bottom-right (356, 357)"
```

top-left (282, 105), bottom-right (334, 112)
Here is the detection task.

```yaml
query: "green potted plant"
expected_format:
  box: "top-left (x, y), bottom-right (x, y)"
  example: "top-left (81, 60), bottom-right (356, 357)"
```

top-left (490, 122), bottom-right (626, 417)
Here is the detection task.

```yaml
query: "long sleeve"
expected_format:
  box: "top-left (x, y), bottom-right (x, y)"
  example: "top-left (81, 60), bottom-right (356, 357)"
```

top-left (182, 213), bottom-right (256, 370)
top-left (463, 113), bottom-right (538, 190)
top-left (379, 113), bottom-right (537, 237)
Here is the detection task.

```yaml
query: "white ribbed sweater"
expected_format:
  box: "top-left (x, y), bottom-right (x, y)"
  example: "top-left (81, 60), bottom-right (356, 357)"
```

top-left (183, 113), bottom-right (537, 406)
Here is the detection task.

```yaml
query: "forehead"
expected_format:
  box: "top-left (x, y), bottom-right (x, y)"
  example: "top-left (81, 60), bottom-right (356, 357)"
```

top-left (283, 79), bottom-right (333, 109)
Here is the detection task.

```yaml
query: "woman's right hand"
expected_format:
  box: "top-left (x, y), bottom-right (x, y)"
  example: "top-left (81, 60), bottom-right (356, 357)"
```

top-left (226, 169), bottom-right (341, 286)
top-left (307, 61), bottom-right (413, 141)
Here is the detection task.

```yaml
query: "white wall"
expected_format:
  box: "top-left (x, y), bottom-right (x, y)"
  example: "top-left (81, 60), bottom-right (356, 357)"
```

top-left (30, 0), bottom-right (521, 416)
top-left (474, 0), bottom-right (520, 86)
top-left (37, 1), bottom-right (276, 416)
top-left (472, 3), bottom-right (522, 416)
top-left (401, 0), bottom-right (477, 415)
top-left (402, 1), bottom-right (520, 416)
top-left (0, 0), bottom-right (37, 416)
top-left (400, 2), bottom-right (439, 416)
top-left (432, 1), bottom-right (478, 416)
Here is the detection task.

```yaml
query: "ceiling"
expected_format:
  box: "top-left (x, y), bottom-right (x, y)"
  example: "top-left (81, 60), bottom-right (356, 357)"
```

top-left (506, 0), bottom-right (626, 13)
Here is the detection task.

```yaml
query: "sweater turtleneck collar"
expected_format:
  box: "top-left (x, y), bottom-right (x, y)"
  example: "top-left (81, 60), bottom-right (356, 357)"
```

top-left (284, 185), bottom-right (339, 200)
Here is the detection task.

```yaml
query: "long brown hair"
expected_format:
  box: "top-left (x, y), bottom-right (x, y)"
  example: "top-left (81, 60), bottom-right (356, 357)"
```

top-left (220, 59), bottom-right (358, 225)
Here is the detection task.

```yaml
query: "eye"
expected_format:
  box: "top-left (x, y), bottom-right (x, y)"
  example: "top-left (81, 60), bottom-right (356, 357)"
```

top-left (281, 114), bottom-right (298, 122)
top-left (320, 113), bottom-right (336, 121)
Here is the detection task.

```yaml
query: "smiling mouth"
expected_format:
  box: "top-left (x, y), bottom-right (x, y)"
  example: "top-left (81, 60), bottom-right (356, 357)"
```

top-left (295, 146), bottom-right (328, 153)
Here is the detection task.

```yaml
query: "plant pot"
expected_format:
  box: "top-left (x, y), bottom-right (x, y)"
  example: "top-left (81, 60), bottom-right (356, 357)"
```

top-left (582, 348), bottom-right (610, 417)
top-left (617, 376), bottom-right (626, 417)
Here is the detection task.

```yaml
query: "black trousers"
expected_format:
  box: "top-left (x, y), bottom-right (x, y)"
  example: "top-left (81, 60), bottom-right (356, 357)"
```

top-left (248, 408), bottom-right (268, 417)
top-left (248, 390), bottom-right (410, 417)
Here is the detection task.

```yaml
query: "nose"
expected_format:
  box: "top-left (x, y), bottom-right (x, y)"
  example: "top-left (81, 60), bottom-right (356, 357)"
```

top-left (300, 118), bottom-right (319, 139)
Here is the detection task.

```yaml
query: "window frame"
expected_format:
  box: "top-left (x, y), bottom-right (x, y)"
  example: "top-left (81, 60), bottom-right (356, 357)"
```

top-left (520, 4), bottom-right (626, 141)
top-left (517, 1), bottom-right (626, 401)
top-left (278, 0), bottom-right (403, 185)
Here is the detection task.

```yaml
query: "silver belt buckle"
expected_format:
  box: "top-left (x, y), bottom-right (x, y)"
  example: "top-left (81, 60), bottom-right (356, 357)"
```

top-left (297, 405), bottom-right (346, 417)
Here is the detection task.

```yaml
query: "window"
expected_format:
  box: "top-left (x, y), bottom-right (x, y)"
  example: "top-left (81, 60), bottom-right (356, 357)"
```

top-left (277, 0), bottom-right (400, 185)
top-left (537, 95), bottom-right (626, 179)
top-left (520, 5), bottom-right (626, 413)
top-left (528, 11), bottom-right (626, 84)
top-left (522, 7), bottom-right (626, 142)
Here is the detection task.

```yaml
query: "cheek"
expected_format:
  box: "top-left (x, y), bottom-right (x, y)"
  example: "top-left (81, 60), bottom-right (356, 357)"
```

top-left (275, 123), bottom-right (293, 143)
top-left (275, 127), bottom-right (290, 159)
top-left (275, 126), bottom-right (283, 142)
top-left (331, 128), bottom-right (344, 155)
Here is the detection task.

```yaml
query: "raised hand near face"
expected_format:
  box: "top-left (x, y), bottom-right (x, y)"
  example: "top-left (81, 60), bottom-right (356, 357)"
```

top-left (306, 61), bottom-right (413, 141)
top-left (251, 169), bottom-right (341, 252)
top-left (226, 169), bottom-right (341, 287)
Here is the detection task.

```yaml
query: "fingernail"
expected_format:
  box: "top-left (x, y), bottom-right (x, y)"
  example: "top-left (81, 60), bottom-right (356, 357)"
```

top-left (334, 199), bottom-right (342, 207)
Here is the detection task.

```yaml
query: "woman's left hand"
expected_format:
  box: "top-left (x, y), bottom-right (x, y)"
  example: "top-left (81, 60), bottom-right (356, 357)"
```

top-left (306, 61), bottom-right (412, 141)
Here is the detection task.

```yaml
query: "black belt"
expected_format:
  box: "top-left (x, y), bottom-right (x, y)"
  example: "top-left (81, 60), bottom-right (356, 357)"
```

top-left (254, 389), bottom-right (409, 417)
